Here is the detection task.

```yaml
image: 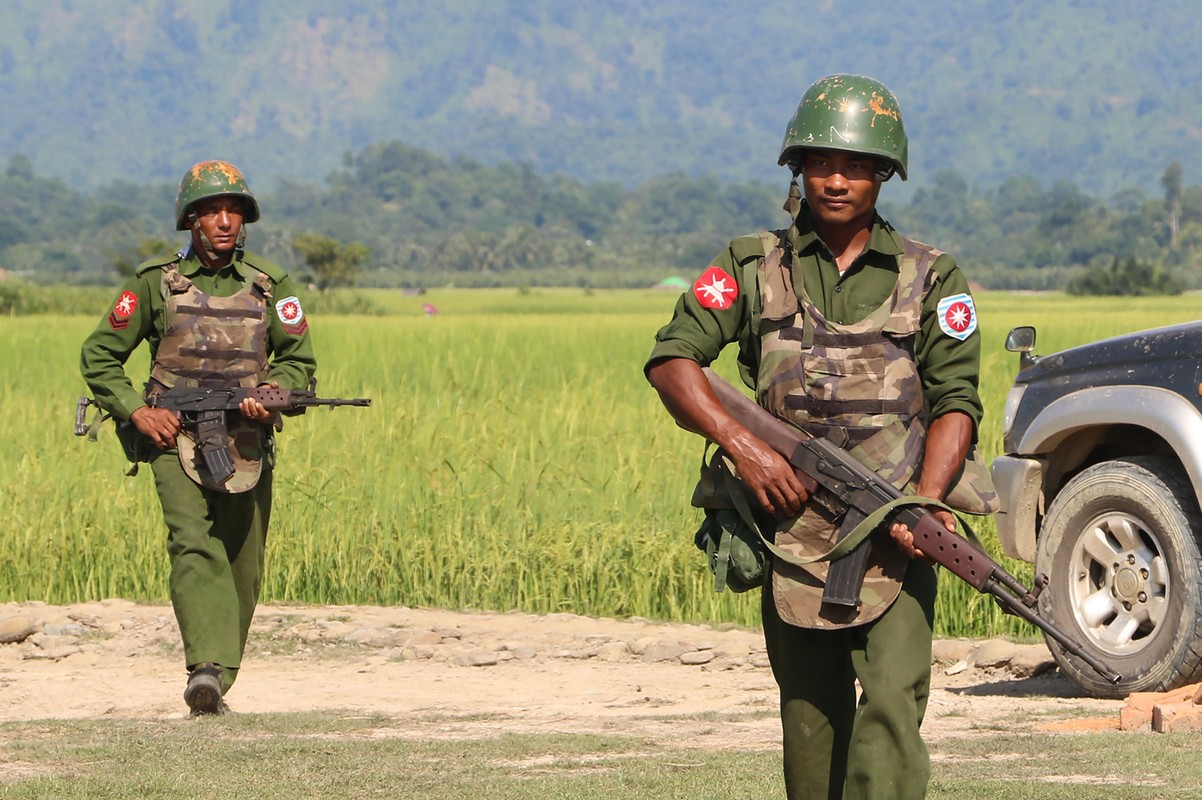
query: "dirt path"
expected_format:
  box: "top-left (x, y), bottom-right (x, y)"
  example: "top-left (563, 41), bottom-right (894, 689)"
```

top-left (0, 600), bottom-right (1124, 748)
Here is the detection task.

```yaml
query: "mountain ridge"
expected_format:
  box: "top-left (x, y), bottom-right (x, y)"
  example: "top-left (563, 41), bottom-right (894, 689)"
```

top-left (1, 1), bottom-right (1199, 198)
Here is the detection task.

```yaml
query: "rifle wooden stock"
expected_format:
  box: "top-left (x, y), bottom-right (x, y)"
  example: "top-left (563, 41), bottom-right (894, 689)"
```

top-left (701, 368), bottom-right (1121, 685)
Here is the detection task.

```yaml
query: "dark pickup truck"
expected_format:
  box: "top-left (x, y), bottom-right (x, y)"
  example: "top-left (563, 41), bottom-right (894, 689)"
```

top-left (992, 322), bottom-right (1202, 698)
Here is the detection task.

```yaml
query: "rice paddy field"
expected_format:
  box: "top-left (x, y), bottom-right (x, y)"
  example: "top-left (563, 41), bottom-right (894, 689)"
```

top-left (4, 288), bottom-right (1200, 637)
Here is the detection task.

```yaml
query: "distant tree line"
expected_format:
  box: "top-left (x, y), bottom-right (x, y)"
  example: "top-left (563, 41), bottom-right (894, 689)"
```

top-left (0, 146), bottom-right (1197, 294)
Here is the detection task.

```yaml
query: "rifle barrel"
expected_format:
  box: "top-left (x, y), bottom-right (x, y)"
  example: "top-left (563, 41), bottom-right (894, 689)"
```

top-left (312, 398), bottom-right (372, 407)
top-left (982, 577), bottom-right (1122, 684)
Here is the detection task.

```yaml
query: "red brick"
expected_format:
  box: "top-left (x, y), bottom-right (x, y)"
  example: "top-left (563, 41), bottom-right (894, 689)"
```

top-left (1153, 701), bottom-right (1202, 733)
top-left (1119, 684), bottom-right (1201, 731)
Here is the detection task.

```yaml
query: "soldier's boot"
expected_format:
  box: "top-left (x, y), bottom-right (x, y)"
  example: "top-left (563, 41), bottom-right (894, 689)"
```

top-left (184, 663), bottom-right (224, 717)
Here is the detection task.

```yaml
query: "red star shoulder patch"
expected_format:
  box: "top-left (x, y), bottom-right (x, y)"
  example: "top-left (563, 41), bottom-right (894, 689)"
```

top-left (108, 290), bottom-right (138, 330)
top-left (693, 265), bottom-right (738, 310)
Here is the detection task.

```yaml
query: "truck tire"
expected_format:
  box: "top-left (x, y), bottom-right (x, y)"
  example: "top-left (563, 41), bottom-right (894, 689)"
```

top-left (1035, 456), bottom-right (1202, 698)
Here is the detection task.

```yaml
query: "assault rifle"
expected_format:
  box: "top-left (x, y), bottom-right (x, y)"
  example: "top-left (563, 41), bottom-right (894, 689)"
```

top-left (75, 386), bottom-right (370, 486)
top-left (153, 385), bottom-right (370, 485)
top-left (702, 367), bottom-right (1121, 685)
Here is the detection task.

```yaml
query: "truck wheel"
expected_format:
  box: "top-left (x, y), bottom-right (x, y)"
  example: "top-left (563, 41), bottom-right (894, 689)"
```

top-left (1036, 456), bottom-right (1202, 698)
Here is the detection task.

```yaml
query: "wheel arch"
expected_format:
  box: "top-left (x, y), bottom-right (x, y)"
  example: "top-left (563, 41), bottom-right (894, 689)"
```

top-left (1016, 386), bottom-right (1202, 516)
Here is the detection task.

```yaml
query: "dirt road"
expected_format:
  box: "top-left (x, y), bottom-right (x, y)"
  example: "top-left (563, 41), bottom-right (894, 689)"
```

top-left (0, 600), bottom-right (1124, 747)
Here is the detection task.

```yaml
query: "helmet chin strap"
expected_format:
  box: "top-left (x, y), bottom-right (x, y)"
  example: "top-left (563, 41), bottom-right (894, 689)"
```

top-left (783, 172), bottom-right (802, 218)
top-left (186, 211), bottom-right (244, 265)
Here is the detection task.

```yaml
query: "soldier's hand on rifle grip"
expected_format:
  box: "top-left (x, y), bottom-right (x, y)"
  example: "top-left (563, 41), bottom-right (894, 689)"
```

top-left (130, 406), bottom-right (181, 449)
top-left (726, 432), bottom-right (810, 519)
top-left (240, 382), bottom-right (277, 423)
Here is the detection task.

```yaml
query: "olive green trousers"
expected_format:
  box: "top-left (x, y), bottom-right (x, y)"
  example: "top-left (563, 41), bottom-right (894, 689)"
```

top-left (762, 560), bottom-right (938, 800)
top-left (149, 451), bottom-right (272, 694)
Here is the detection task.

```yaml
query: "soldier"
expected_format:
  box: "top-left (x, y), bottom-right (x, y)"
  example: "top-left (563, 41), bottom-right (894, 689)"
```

top-left (80, 160), bottom-right (317, 716)
top-left (645, 75), bottom-right (996, 799)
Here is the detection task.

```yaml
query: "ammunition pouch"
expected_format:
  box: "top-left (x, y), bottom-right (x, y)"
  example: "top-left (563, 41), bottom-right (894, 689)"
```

top-left (943, 445), bottom-right (1000, 516)
top-left (115, 420), bottom-right (151, 464)
top-left (691, 447), bottom-right (769, 593)
top-left (694, 509), bottom-right (768, 594)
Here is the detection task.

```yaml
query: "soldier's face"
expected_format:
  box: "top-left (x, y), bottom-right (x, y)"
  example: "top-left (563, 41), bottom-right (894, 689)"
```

top-left (191, 196), bottom-right (245, 253)
top-left (800, 150), bottom-right (882, 232)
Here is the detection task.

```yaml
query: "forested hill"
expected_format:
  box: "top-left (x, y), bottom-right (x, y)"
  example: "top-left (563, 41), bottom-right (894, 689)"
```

top-left (2, 0), bottom-right (1201, 197)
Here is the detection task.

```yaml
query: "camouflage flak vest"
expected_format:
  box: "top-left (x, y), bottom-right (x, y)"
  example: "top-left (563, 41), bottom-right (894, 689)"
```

top-left (148, 262), bottom-right (273, 493)
top-left (754, 233), bottom-right (995, 629)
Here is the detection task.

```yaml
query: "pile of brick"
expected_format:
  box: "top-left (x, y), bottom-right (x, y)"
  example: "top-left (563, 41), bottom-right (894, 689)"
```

top-left (1119, 683), bottom-right (1202, 733)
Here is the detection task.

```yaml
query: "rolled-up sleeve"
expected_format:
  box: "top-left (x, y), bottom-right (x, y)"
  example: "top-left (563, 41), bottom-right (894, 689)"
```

top-left (645, 237), bottom-right (759, 377)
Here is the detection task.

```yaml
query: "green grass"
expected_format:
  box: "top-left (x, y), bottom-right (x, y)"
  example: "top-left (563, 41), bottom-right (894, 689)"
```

top-left (0, 716), bottom-right (780, 800)
top-left (6, 288), bottom-right (1202, 637)
top-left (0, 715), bottom-right (1196, 799)
top-left (930, 731), bottom-right (1201, 799)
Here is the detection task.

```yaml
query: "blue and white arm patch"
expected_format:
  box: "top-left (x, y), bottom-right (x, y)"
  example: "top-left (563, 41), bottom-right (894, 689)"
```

top-left (936, 293), bottom-right (977, 340)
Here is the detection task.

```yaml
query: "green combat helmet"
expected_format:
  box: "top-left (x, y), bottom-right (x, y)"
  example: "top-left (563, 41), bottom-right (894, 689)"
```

top-left (778, 74), bottom-right (908, 181)
top-left (174, 160), bottom-right (261, 230)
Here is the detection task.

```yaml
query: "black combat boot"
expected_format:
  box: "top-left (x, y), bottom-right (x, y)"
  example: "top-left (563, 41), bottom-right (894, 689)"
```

top-left (184, 663), bottom-right (224, 716)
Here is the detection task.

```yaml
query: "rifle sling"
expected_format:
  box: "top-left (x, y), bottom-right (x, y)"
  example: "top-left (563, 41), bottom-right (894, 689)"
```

top-left (722, 464), bottom-right (978, 585)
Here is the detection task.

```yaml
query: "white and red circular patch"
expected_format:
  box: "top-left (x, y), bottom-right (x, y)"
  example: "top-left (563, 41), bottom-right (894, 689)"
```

top-left (693, 265), bottom-right (738, 310)
top-left (275, 295), bottom-right (308, 335)
top-left (275, 295), bottom-right (304, 325)
top-left (937, 293), bottom-right (977, 341)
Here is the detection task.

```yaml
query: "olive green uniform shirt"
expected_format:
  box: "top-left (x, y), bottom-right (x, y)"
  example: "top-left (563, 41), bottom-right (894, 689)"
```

top-left (646, 207), bottom-right (984, 432)
top-left (80, 249), bottom-right (317, 419)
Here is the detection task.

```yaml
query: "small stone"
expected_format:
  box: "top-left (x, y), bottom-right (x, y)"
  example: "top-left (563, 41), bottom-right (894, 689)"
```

top-left (944, 659), bottom-right (969, 676)
top-left (343, 627), bottom-right (405, 647)
top-left (628, 636), bottom-right (654, 656)
top-left (596, 642), bottom-right (630, 662)
top-left (711, 641), bottom-right (750, 659)
top-left (1008, 644), bottom-right (1056, 677)
top-left (505, 645), bottom-right (538, 660)
top-left (0, 617), bottom-right (38, 645)
top-left (641, 641), bottom-right (688, 663)
top-left (403, 630), bottom-right (443, 647)
top-left (972, 638), bottom-right (1018, 669)
top-left (25, 646), bottom-right (82, 661)
top-left (558, 647), bottom-right (600, 660)
top-left (452, 649), bottom-right (499, 667)
top-left (931, 638), bottom-right (974, 665)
